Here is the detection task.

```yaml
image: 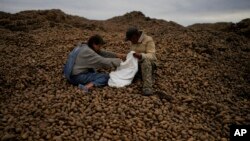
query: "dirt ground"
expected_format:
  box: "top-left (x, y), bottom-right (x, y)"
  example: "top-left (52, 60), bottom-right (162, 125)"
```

top-left (0, 9), bottom-right (250, 141)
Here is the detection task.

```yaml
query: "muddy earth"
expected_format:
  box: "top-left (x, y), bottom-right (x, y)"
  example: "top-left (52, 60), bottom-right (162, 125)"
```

top-left (0, 10), bottom-right (250, 141)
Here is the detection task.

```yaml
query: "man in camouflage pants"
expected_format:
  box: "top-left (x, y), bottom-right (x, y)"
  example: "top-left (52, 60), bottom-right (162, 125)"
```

top-left (125, 27), bottom-right (157, 96)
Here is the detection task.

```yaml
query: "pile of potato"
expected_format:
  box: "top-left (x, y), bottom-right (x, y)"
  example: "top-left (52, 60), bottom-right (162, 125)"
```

top-left (0, 10), bottom-right (249, 141)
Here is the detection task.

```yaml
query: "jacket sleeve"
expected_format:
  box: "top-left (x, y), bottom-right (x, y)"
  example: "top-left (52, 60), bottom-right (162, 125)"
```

top-left (80, 49), bottom-right (121, 68)
top-left (141, 39), bottom-right (157, 61)
top-left (99, 50), bottom-right (117, 58)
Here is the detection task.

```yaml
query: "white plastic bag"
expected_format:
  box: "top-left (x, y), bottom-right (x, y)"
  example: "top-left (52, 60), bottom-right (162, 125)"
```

top-left (108, 51), bottom-right (138, 87)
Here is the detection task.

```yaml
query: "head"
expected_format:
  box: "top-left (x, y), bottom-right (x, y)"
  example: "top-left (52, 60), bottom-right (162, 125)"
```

top-left (87, 35), bottom-right (105, 53)
top-left (125, 27), bottom-right (141, 44)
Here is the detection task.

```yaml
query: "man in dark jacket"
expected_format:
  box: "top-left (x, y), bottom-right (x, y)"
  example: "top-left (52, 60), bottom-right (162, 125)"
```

top-left (64, 35), bottom-right (125, 92)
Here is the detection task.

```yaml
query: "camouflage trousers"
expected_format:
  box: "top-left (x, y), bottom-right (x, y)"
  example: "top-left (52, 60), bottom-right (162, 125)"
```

top-left (139, 58), bottom-right (156, 90)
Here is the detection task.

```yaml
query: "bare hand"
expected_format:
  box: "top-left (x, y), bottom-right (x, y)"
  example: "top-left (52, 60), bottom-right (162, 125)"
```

top-left (133, 53), bottom-right (142, 59)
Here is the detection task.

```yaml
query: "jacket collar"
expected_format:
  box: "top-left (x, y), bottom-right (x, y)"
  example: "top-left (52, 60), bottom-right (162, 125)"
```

top-left (138, 32), bottom-right (144, 43)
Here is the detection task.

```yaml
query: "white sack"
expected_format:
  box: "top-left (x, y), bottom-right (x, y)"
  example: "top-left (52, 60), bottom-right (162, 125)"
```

top-left (108, 51), bottom-right (138, 87)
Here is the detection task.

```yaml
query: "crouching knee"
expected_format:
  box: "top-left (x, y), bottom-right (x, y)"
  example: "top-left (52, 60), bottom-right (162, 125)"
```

top-left (93, 73), bottom-right (110, 87)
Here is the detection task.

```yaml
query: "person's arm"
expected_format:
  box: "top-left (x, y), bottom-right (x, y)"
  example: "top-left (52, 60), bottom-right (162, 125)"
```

top-left (99, 50), bottom-right (117, 58)
top-left (141, 40), bottom-right (156, 61)
top-left (97, 56), bottom-right (121, 68)
top-left (99, 49), bottom-right (126, 61)
top-left (133, 40), bottom-right (156, 60)
top-left (85, 49), bottom-right (121, 68)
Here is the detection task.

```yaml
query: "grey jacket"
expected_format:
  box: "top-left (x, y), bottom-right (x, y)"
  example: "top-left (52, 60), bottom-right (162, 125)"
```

top-left (72, 44), bottom-right (121, 75)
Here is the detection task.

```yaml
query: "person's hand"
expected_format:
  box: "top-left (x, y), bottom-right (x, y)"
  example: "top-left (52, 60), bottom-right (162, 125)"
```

top-left (133, 53), bottom-right (142, 59)
top-left (117, 53), bottom-right (126, 61)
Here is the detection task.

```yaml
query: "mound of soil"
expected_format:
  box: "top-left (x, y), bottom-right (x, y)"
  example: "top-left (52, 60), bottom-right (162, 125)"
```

top-left (0, 9), bottom-right (249, 140)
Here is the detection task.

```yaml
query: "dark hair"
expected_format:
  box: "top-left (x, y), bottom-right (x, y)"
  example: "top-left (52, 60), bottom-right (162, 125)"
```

top-left (125, 27), bottom-right (140, 41)
top-left (87, 35), bottom-right (105, 48)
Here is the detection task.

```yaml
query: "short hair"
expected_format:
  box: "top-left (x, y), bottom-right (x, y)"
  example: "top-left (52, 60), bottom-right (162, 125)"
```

top-left (125, 27), bottom-right (140, 41)
top-left (87, 35), bottom-right (105, 48)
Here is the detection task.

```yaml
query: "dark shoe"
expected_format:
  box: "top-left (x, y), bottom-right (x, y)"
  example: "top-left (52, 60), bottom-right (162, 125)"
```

top-left (142, 88), bottom-right (154, 96)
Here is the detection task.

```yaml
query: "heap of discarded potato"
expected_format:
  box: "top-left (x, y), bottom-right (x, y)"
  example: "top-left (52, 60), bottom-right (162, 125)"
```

top-left (0, 10), bottom-right (249, 141)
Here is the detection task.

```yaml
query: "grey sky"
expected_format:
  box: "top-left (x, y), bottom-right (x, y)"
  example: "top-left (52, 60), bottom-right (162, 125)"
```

top-left (0, 0), bottom-right (249, 26)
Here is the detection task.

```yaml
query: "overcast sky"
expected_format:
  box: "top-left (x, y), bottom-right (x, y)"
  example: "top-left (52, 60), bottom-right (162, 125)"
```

top-left (0, 0), bottom-right (249, 26)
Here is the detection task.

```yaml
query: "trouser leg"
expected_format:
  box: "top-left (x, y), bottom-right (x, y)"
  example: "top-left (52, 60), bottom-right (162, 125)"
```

top-left (91, 73), bottom-right (110, 86)
top-left (140, 59), bottom-right (154, 90)
top-left (70, 72), bottom-right (109, 87)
